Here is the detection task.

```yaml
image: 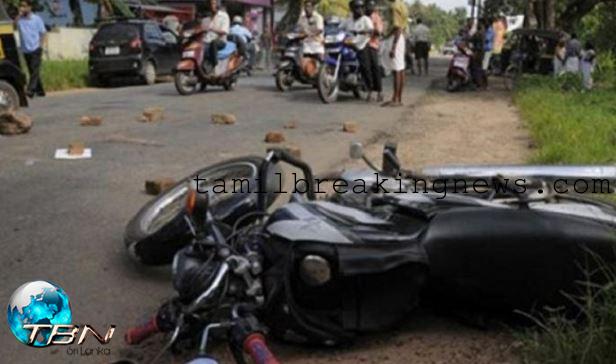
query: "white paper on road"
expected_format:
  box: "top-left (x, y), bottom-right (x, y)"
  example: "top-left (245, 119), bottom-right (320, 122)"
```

top-left (54, 148), bottom-right (92, 160)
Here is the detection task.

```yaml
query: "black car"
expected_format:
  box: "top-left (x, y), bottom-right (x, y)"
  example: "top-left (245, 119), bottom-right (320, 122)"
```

top-left (88, 20), bottom-right (180, 86)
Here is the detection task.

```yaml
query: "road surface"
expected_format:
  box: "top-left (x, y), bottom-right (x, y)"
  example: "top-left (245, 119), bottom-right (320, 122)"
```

top-left (0, 59), bottom-right (445, 363)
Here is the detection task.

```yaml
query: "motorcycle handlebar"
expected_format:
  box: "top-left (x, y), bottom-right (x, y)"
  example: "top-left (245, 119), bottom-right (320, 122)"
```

top-left (258, 149), bottom-right (316, 212)
top-left (125, 316), bottom-right (160, 345)
top-left (243, 333), bottom-right (280, 364)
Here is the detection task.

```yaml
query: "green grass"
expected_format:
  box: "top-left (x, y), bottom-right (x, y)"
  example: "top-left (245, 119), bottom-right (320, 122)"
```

top-left (514, 76), bottom-right (616, 164)
top-left (513, 60), bottom-right (616, 364)
top-left (40, 59), bottom-right (89, 92)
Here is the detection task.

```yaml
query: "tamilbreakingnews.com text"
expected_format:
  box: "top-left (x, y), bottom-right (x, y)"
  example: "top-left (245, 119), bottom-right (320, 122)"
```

top-left (193, 173), bottom-right (615, 199)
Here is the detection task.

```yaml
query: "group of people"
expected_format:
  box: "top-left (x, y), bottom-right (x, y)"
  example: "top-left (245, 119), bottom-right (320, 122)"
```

top-left (453, 17), bottom-right (507, 90)
top-left (297, 0), bottom-right (410, 107)
top-left (554, 33), bottom-right (596, 90)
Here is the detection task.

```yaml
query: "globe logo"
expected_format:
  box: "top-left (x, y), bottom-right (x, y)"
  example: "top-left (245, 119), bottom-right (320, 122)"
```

top-left (7, 281), bottom-right (72, 346)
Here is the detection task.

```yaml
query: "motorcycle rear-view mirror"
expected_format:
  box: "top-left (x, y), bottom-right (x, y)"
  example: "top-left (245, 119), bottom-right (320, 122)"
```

top-left (185, 181), bottom-right (210, 225)
top-left (350, 142), bottom-right (364, 160)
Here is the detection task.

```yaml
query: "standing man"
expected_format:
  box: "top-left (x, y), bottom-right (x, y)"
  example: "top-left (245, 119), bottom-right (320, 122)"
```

top-left (382, 0), bottom-right (408, 107)
top-left (203, 0), bottom-right (230, 72)
top-left (15, 0), bottom-right (46, 98)
top-left (411, 18), bottom-right (430, 76)
top-left (343, 0), bottom-right (373, 101)
top-left (297, 0), bottom-right (324, 60)
top-left (482, 18), bottom-right (494, 73)
top-left (366, 0), bottom-right (383, 102)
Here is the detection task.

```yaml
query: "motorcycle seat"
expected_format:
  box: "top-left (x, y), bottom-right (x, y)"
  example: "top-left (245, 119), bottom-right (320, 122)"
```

top-left (218, 42), bottom-right (237, 60)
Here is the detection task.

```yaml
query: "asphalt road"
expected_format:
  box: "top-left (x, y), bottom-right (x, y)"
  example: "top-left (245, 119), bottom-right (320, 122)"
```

top-left (0, 59), bottom-right (445, 363)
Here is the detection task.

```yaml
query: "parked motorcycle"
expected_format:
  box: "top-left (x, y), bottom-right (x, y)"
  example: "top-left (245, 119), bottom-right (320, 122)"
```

top-left (317, 30), bottom-right (367, 103)
top-left (124, 145), bottom-right (616, 363)
top-left (174, 24), bottom-right (245, 96)
top-left (446, 44), bottom-right (472, 92)
top-left (274, 32), bottom-right (321, 92)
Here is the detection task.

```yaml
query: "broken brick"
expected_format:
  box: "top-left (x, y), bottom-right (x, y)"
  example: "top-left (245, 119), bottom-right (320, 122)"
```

top-left (342, 121), bottom-right (358, 133)
top-left (264, 131), bottom-right (285, 143)
top-left (211, 113), bottom-right (236, 125)
top-left (140, 107), bottom-right (165, 122)
top-left (80, 115), bottom-right (103, 126)
top-left (0, 111), bottom-right (32, 135)
top-left (68, 141), bottom-right (85, 156)
top-left (145, 178), bottom-right (176, 196)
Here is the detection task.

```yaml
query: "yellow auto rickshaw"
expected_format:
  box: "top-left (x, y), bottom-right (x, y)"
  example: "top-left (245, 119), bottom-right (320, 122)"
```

top-left (0, 1), bottom-right (28, 112)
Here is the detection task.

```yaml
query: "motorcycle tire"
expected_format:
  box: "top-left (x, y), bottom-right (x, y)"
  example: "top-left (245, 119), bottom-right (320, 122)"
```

top-left (446, 77), bottom-right (462, 92)
top-left (124, 156), bottom-right (279, 266)
top-left (275, 69), bottom-right (293, 92)
top-left (317, 64), bottom-right (339, 104)
top-left (223, 79), bottom-right (237, 91)
top-left (175, 71), bottom-right (199, 96)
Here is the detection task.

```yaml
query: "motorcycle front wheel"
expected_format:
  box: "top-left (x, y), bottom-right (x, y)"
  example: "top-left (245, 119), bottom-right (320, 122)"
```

top-left (275, 68), bottom-right (293, 92)
top-left (317, 64), bottom-right (339, 104)
top-left (175, 71), bottom-right (200, 96)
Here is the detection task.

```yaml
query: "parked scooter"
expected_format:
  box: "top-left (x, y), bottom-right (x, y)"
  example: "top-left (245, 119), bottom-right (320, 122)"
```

top-left (274, 32), bottom-right (321, 92)
top-left (446, 43), bottom-right (473, 92)
top-left (317, 29), bottom-right (367, 103)
top-left (174, 23), bottom-right (245, 96)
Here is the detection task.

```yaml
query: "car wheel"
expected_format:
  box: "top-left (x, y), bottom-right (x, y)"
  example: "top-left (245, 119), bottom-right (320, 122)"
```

top-left (0, 81), bottom-right (20, 113)
top-left (143, 61), bottom-right (157, 86)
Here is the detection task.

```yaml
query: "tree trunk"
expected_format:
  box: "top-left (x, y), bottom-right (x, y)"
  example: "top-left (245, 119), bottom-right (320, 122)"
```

top-left (545, 0), bottom-right (556, 29)
top-left (276, 0), bottom-right (304, 33)
top-left (69, 0), bottom-right (84, 27)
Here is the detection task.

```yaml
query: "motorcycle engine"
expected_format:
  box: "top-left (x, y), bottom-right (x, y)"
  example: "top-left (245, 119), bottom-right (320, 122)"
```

top-left (344, 73), bottom-right (358, 86)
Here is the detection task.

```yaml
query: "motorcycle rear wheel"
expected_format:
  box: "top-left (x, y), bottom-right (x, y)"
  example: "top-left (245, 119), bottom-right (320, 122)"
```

top-left (317, 64), bottom-right (339, 104)
top-left (175, 71), bottom-right (199, 96)
top-left (275, 69), bottom-right (293, 92)
top-left (446, 77), bottom-right (462, 92)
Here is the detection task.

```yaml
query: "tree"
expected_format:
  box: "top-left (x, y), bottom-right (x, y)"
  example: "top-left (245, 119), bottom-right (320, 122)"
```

top-left (483, 0), bottom-right (616, 31)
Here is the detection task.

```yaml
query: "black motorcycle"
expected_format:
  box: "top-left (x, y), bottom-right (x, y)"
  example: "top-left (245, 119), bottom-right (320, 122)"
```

top-left (274, 32), bottom-right (321, 92)
top-left (124, 145), bottom-right (616, 363)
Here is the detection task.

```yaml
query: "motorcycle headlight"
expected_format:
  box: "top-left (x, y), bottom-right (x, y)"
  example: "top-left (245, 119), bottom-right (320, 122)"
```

top-left (325, 35), bottom-right (338, 43)
top-left (299, 255), bottom-right (332, 286)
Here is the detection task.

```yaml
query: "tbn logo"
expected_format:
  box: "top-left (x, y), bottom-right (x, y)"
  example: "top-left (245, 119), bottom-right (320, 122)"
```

top-left (23, 324), bottom-right (116, 346)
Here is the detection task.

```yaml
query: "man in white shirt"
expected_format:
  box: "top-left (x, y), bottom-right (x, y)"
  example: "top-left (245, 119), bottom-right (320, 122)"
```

top-left (203, 0), bottom-right (230, 70)
top-left (411, 18), bottom-right (430, 75)
top-left (297, 1), bottom-right (324, 59)
top-left (343, 0), bottom-right (374, 101)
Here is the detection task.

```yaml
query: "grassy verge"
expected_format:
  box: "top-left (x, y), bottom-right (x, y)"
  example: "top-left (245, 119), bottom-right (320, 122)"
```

top-left (513, 62), bottom-right (616, 363)
top-left (41, 59), bottom-right (89, 92)
top-left (514, 76), bottom-right (616, 164)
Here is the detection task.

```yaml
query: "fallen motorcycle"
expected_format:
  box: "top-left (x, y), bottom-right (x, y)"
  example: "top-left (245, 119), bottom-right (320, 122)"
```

top-left (125, 144), bottom-right (616, 363)
top-left (174, 22), bottom-right (245, 96)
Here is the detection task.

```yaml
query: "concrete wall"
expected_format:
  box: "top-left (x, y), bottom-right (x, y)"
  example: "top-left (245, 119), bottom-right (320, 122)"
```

top-left (45, 27), bottom-right (96, 60)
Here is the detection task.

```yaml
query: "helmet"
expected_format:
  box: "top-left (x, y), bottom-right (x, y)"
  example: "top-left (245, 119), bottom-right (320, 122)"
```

top-left (351, 0), bottom-right (364, 8)
top-left (232, 15), bottom-right (243, 24)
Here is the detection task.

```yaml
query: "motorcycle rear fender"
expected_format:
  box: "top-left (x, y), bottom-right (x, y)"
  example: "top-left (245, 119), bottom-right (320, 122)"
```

top-left (449, 67), bottom-right (468, 79)
top-left (176, 59), bottom-right (196, 71)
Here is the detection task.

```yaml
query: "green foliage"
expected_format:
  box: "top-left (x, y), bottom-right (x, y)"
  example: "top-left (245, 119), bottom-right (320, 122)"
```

top-left (407, 0), bottom-right (467, 47)
top-left (317, 0), bottom-right (349, 17)
top-left (579, 3), bottom-right (616, 53)
top-left (40, 59), bottom-right (88, 92)
top-left (514, 75), bottom-right (616, 164)
top-left (516, 255), bottom-right (616, 364)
